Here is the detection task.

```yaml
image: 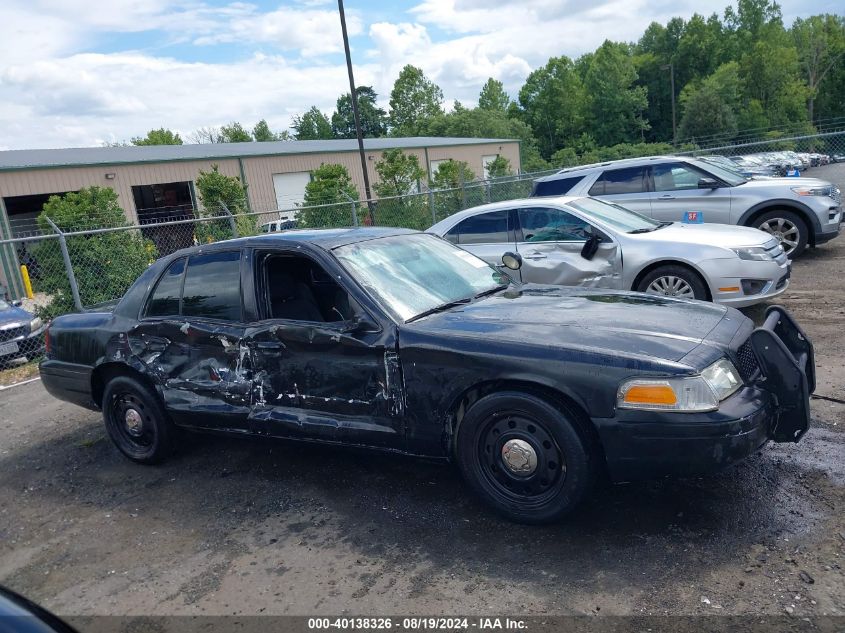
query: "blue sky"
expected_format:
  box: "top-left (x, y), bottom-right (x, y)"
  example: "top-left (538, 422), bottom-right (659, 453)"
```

top-left (0, 0), bottom-right (839, 150)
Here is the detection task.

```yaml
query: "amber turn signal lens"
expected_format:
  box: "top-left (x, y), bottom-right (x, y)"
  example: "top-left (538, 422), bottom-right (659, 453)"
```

top-left (623, 384), bottom-right (678, 406)
top-left (718, 286), bottom-right (740, 292)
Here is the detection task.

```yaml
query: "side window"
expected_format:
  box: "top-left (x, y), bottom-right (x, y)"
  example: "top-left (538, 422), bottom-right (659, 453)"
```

top-left (532, 176), bottom-right (584, 197)
top-left (146, 258), bottom-right (186, 317)
top-left (452, 210), bottom-right (510, 245)
top-left (182, 251), bottom-right (243, 322)
top-left (262, 254), bottom-right (355, 323)
top-left (518, 207), bottom-right (590, 242)
top-left (652, 163), bottom-right (704, 191)
top-left (588, 167), bottom-right (648, 195)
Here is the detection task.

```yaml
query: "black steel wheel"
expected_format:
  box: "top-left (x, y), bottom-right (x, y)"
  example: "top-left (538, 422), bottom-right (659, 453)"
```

top-left (102, 375), bottom-right (173, 464)
top-left (456, 391), bottom-right (594, 523)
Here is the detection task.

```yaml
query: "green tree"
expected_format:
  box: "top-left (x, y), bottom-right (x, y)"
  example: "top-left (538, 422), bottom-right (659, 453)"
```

top-left (253, 119), bottom-right (290, 141)
top-left (300, 164), bottom-right (360, 228)
top-left (740, 40), bottom-right (809, 127)
top-left (584, 41), bottom-right (650, 146)
top-left (34, 187), bottom-right (156, 318)
top-left (218, 121), bottom-right (253, 143)
top-left (292, 106), bottom-right (334, 140)
top-left (331, 86), bottom-right (388, 138)
top-left (678, 87), bottom-right (738, 141)
top-left (516, 56), bottom-right (586, 159)
top-left (430, 160), bottom-right (476, 221)
top-left (485, 155), bottom-right (512, 178)
top-left (131, 128), bottom-right (182, 146)
top-left (478, 78), bottom-right (510, 112)
top-left (194, 165), bottom-right (254, 242)
top-left (388, 65), bottom-right (444, 136)
top-left (792, 15), bottom-right (845, 121)
top-left (372, 149), bottom-right (429, 229)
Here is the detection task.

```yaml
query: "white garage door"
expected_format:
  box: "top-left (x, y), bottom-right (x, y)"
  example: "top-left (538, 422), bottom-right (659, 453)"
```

top-left (273, 172), bottom-right (311, 211)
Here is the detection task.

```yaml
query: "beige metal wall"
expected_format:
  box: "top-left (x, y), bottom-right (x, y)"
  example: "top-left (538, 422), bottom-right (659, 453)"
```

top-left (0, 141), bottom-right (521, 222)
top-left (0, 159), bottom-right (241, 225)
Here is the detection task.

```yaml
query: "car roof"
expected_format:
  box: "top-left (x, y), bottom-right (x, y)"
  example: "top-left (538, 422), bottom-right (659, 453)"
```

top-left (535, 155), bottom-right (687, 181)
top-left (169, 227), bottom-right (420, 258)
top-left (432, 196), bottom-right (583, 227)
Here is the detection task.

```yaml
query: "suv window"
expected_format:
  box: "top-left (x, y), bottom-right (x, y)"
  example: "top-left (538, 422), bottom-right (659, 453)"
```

top-left (146, 257), bottom-right (186, 317)
top-left (652, 163), bottom-right (704, 191)
top-left (532, 175), bottom-right (585, 197)
top-left (588, 167), bottom-right (648, 195)
top-left (447, 210), bottom-right (509, 245)
top-left (518, 207), bottom-right (590, 242)
top-left (182, 251), bottom-right (243, 322)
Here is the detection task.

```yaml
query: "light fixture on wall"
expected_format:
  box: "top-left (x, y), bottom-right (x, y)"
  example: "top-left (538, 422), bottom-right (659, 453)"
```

top-left (104, 173), bottom-right (116, 180)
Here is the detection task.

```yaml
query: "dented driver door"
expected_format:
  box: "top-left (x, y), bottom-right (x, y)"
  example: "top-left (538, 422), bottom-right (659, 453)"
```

top-left (246, 319), bottom-right (405, 451)
top-left (514, 206), bottom-right (621, 288)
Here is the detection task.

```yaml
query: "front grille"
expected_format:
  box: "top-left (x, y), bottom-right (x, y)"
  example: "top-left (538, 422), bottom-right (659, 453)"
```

top-left (0, 326), bottom-right (26, 343)
top-left (776, 276), bottom-right (788, 290)
top-left (832, 186), bottom-right (841, 205)
top-left (735, 340), bottom-right (761, 383)
top-left (763, 238), bottom-right (788, 265)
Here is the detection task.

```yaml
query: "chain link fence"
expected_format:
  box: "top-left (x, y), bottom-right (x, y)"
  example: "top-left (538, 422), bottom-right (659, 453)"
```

top-left (2, 132), bottom-right (843, 382)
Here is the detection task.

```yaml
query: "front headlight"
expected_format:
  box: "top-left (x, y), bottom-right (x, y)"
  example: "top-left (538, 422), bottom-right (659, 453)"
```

top-left (791, 185), bottom-right (832, 197)
top-left (732, 247), bottom-right (772, 261)
top-left (617, 359), bottom-right (742, 412)
top-left (29, 317), bottom-right (43, 332)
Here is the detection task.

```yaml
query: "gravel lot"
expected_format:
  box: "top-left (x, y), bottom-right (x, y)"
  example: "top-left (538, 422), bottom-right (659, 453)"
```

top-left (1, 169), bottom-right (843, 620)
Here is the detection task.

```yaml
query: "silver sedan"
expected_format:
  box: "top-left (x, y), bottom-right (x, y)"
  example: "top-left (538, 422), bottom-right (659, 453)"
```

top-left (427, 196), bottom-right (791, 307)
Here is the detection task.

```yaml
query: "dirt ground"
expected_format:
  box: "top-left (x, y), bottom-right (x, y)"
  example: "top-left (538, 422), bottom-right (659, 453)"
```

top-left (1, 180), bottom-right (844, 620)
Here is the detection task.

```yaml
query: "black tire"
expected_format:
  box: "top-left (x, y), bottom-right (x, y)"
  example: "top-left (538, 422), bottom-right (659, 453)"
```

top-left (102, 375), bottom-right (174, 464)
top-left (752, 209), bottom-right (808, 258)
top-left (456, 391), bottom-right (594, 524)
top-left (636, 265), bottom-right (709, 301)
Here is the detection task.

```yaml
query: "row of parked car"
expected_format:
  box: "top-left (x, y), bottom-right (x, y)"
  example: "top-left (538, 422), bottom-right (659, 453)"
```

top-left (426, 154), bottom-right (841, 310)
top-left (710, 150), bottom-right (843, 178)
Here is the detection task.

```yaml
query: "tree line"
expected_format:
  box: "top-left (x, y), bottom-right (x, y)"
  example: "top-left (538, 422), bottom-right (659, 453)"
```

top-left (127, 0), bottom-right (843, 172)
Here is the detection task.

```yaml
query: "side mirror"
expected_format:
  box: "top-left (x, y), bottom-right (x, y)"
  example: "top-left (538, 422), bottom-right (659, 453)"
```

top-left (581, 234), bottom-right (601, 260)
top-left (11, 300), bottom-right (22, 307)
top-left (501, 252), bottom-right (522, 270)
top-left (343, 312), bottom-right (378, 333)
top-left (698, 177), bottom-right (719, 189)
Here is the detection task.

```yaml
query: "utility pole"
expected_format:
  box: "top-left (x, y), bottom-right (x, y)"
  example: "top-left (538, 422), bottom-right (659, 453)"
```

top-left (338, 0), bottom-right (375, 224)
top-left (661, 62), bottom-right (677, 145)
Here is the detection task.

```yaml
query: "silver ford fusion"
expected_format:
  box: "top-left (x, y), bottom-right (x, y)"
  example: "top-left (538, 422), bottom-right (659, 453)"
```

top-left (428, 196), bottom-right (790, 307)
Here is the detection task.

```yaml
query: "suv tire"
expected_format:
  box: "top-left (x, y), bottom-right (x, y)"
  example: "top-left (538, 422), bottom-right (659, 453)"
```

top-left (753, 210), bottom-right (808, 258)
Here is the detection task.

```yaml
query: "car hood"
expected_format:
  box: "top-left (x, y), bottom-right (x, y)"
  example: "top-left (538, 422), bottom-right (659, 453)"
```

top-left (408, 285), bottom-right (745, 365)
top-left (736, 176), bottom-right (832, 189)
top-left (0, 306), bottom-right (31, 327)
top-left (628, 222), bottom-right (772, 248)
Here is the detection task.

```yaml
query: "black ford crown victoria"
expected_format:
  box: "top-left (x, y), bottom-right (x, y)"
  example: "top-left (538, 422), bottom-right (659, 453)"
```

top-left (40, 228), bottom-right (814, 523)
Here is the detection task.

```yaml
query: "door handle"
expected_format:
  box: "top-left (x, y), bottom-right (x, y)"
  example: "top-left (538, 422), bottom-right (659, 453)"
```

top-left (658, 194), bottom-right (675, 199)
top-left (524, 252), bottom-right (547, 260)
top-left (255, 341), bottom-right (285, 351)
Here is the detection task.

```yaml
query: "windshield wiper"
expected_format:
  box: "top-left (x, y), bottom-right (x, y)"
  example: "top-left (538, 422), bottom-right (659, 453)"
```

top-left (628, 221), bottom-right (672, 234)
top-left (406, 285), bottom-right (508, 323)
top-left (406, 297), bottom-right (473, 323)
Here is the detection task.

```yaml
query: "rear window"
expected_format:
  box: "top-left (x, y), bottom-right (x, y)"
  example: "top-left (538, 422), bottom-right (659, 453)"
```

top-left (588, 167), bottom-right (648, 195)
top-left (531, 176), bottom-right (584, 197)
top-left (181, 251), bottom-right (243, 322)
top-left (146, 258), bottom-right (186, 317)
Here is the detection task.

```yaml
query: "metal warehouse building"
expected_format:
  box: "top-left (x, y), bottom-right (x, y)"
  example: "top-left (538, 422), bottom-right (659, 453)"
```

top-left (0, 136), bottom-right (520, 297)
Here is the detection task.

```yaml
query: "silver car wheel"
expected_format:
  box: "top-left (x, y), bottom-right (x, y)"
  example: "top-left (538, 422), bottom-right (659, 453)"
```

top-left (646, 275), bottom-right (695, 299)
top-left (758, 218), bottom-right (800, 254)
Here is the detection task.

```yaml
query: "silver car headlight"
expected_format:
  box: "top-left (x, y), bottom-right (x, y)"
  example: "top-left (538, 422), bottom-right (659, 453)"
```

top-left (29, 317), bottom-right (43, 332)
top-left (617, 359), bottom-right (742, 413)
top-left (791, 185), bottom-right (832, 197)
top-left (732, 247), bottom-right (772, 261)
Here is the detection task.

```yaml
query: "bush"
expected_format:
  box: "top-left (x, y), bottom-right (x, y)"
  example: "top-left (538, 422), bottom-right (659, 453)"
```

top-left (194, 164), bottom-right (256, 243)
top-left (34, 187), bottom-right (156, 318)
top-left (299, 164), bottom-right (360, 228)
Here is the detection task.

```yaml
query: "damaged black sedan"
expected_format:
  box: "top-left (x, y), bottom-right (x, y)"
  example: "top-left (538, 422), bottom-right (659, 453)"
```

top-left (40, 228), bottom-right (814, 523)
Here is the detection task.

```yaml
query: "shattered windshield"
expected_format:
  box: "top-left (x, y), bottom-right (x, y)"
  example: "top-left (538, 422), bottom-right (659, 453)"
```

top-left (334, 233), bottom-right (505, 322)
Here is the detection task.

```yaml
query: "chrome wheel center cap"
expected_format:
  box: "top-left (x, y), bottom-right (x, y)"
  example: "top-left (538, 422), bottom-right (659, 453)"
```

top-left (501, 439), bottom-right (537, 476)
top-left (124, 408), bottom-right (144, 436)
